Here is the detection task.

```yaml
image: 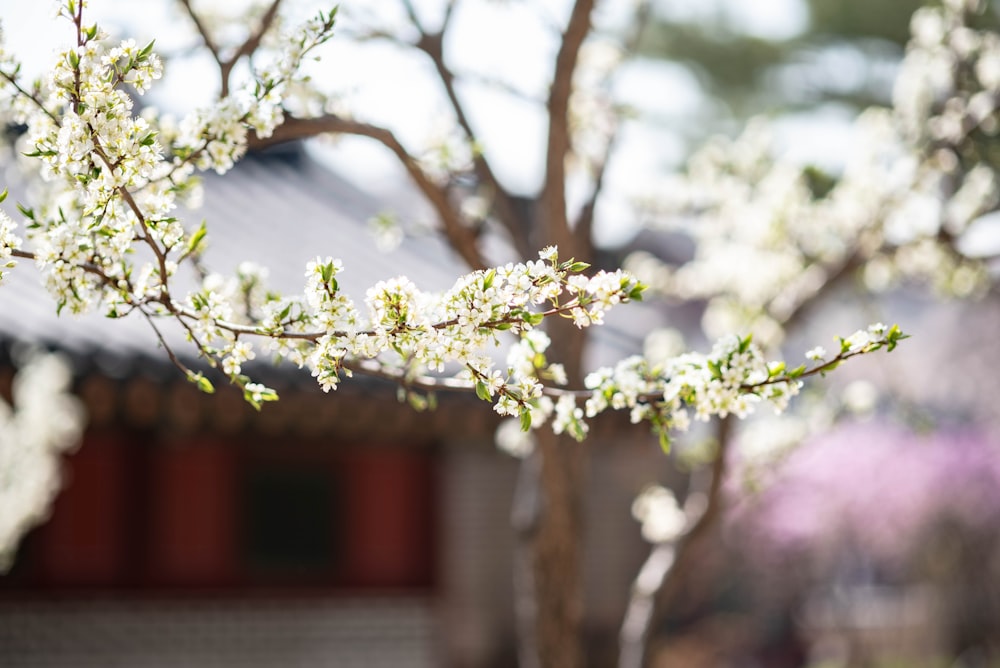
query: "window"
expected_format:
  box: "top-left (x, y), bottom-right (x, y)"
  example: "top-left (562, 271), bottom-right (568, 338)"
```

top-left (3, 430), bottom-right (436, 593)
top-left (242, 465), bottom-right (340, 578)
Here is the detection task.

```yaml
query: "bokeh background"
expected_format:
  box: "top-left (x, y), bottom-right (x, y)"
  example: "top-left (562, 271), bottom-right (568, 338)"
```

top-left (1, 1), bottom-right (1000, 666)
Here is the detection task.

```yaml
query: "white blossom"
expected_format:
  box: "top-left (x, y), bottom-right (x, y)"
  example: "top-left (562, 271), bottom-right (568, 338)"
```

top-left (805, 346), bottom-right (826, 361)
top-left (631, 486), bottom-right (687, 544)
top-left (0, 210), bottom-right (21, 284)
top-left (495, 418), bottom-right (535, 458)
top-left (0, 353), bottom-right (85, 570)
top-left (0, 1), bottom-right (906, 446)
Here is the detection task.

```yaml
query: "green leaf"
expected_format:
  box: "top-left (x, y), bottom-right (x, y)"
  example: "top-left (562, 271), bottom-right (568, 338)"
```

top-left (566, 261), bottom-right (591, 273)
top-left (0, 188), bottom-right (6, 203)
top-left (520, 408), bottom-right (533, 432)
top-left (277, 303), bottom-right (292, 323)
top-left (627, 283), bottom-right (647, 301)
top-left (523, 311), bottom-right (545, 326)
top-left (475, 380), bottom-right (491, 401)
top-left (243, 384), bottom-right (278, 410)
top-left (658, 427), bottom-right (671, 454)
top-left (886, 324), bottom-right (909, 351)
top-left (187, 371), bottom-right (215, 395)
top-left (186, 220), bottom-right (207, 255)
top-left (407, 391), bottom-right (429, 412)
top-left (787, 364), bottom-right (807, 379)
top-left (482, 268), bottom-right (496, 290)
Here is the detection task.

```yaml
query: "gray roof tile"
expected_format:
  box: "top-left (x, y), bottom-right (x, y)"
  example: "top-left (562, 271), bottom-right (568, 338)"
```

top-left (0, 145), bottom-right (656, 376)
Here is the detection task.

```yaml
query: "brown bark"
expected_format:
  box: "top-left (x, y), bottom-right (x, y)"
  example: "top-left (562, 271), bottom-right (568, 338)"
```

top-left (515, 1), bottom-right (597, 663)
top-left (249, 115), bottom-right (486, 271)
top-left (533, 427), bottom-right (587, 668)
top-left (179, 0), bottom-right (284, 98)
top-left (411, 27), bottom-right (531, 258)
top-left (540, 0), bottom-right (596, 259)
top-left (525, 316), bottom-right (589, 668)
top-left (235, 2), bottom-right (603, 663)
top-left (510, 316), bottom-right (589, 668)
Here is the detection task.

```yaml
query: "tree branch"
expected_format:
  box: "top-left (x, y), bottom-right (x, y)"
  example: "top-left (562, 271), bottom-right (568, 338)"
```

top-left (625, 417), bottom-right (733, 667)
top-left (403, 2), bottom-right (531, 258)
top-left (573, 1), bottom-right (653, 244)
top-left (178, 0), bottom-right (284, 98)
top-left (177, 0), bottom-right (225, 86)
top-left (541, 0), bottom-right (596, 259)
top-left (399, 0), bottom-right (425, 32)
top-left (248, 114), bottom-right (487, 270)
top-left (573, 124), bottom-right (617, 248)
top-left (224, 0), bottom-right (284, 86)
top-left (773, 251), bottom-right (864, 332)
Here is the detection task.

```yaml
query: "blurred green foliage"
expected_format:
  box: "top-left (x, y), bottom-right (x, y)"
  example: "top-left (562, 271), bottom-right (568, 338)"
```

top-left (638, 0), bottom-right (932, 118)
top-left (806, 0), bottom-right (927, 44)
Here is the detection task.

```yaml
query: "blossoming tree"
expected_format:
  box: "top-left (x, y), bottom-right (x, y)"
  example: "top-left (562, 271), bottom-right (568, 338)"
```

top-left (4, 0), bottom-right (993, 665)
top-left (617, 0), bottom-right (1000, 663)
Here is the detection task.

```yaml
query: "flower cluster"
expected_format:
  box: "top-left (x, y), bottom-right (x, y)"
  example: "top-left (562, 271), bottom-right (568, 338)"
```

top-left (170, 8), bottom-right (337, 174)
top-left (0, 2), bottom-right (337, 368)
top-left (527, 324), bottom-right (907, 448)
top-left (0, 353), bottom-right (85, 571)
top-left (0, 2), bottom-right (906, 441)
top-left (0, 204), bottom-right (20, 285)
top-left (290, 249), bottom-right (643, 422)
top-left (895, 0), bottom-right (1000, 160)
top-left (156, 241), bottom-right (645, 416)
top-left (730, 421), bottom-right (1000, 569)
top-left (630, 1), bottom-right (998, 346)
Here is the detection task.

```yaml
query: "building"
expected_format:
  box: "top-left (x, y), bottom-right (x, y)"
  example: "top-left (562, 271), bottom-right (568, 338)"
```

top-left (0, 144), bottom-right (670, 667)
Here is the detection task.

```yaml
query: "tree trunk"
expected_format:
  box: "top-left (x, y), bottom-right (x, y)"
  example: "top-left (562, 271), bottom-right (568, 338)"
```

top-left (533, 427), bottom-right (586, 668)
top-left (513, 317), bottom-right (588, 668)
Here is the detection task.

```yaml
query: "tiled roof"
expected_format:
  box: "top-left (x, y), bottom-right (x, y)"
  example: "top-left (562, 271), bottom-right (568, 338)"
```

top-left (0, 146), bottom-right (472, 373)
top-left (0, 144), bottom-right (657, 379)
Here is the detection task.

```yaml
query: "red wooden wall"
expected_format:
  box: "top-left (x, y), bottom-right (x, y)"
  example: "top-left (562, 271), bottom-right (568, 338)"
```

top-left (2, 428), bottom-right (437, 594)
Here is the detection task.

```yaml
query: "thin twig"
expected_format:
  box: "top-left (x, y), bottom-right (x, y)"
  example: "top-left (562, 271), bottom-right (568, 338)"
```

top-left (573, 1), bottom-right (653, 242)
top-left (139, 305), bottom-right (195, 377)
top-left (178, 0), bottom-right (225, 85)
top-left (406, 2), bottom-right (529, 257)
top-left (620, 418), bottom-right (733, 667)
